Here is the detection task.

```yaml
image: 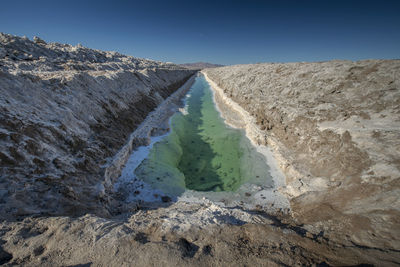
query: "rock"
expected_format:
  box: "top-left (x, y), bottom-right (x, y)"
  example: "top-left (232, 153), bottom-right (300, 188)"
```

top-left (161, 196), bottom-right (172, 202)
top-left (0, 247), bottom-right (12, 265)
top-left (0, 47), bottom-right (6, 58)
top-left (33, 36), bottom-right (46, 45)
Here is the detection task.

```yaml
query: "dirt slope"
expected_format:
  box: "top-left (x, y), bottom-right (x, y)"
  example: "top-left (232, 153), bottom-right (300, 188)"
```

top-left (0, 33), bottom-right (196, 219)
top-left (203, 60), bottom-right (400, 254)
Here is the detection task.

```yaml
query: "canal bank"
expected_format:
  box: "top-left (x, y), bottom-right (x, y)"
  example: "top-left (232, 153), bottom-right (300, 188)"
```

top-left (114, 73), bottom-right (290, 213)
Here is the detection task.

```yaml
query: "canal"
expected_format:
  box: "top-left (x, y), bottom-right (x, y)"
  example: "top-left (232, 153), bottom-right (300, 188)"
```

top-left (132, 74), bottom-right (274, 197)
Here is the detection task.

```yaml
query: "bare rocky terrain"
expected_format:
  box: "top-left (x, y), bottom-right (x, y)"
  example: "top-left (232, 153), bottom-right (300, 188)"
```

top-left (0, 33), bottom-right (195, 220)
top-left (1, 33), bottom-right (399, 266)
top-left (204, 60), bottom-right (400, 263)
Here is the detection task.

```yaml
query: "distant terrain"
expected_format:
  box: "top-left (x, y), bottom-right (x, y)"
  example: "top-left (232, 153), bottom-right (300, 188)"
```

top-left (179, 62), bottom-right (224, 70)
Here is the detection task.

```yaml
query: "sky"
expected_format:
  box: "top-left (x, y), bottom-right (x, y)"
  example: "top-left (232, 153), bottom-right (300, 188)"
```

top-left (0, 0), bottom-right (399, 65)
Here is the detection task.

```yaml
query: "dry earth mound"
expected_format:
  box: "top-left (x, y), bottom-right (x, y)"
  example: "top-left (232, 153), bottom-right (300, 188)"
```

top-left (204, 60), bottom-right (400, 254)
top-left (0, 33), bottom-right (195, 219)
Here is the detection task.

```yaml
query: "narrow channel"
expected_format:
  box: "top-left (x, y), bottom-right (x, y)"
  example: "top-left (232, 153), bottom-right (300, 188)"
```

top-left (130, 74), bottom-right (274, 198)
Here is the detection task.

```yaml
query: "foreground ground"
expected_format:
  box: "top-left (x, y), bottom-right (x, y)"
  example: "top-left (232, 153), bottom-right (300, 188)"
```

top-left (1, 202), bottom-right (398, 266)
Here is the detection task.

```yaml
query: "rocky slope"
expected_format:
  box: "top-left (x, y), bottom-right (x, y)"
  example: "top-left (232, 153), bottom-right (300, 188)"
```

top-left (203, 60), bottom-right (400, 257)
top-left (0, 33), bottom-right (196, 220)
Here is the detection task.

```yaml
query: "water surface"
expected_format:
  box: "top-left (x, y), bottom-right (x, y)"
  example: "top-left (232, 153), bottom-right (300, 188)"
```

top-left (134, 75), bottom-right (273, 196)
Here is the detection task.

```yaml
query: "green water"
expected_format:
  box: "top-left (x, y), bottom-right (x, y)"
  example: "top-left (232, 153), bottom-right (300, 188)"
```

top-left (134, 75), bottom-right (271, 195)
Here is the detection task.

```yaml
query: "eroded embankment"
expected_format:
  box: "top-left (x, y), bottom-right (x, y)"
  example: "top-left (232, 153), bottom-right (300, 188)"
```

top-left (105, 74), bottom-right (196, 195)
top-left (0, 33), bottom-right (196, 220)
top-left (203, 60), bottom-right (400, 257)
top-left (112, 74), bottom-right (290, 213)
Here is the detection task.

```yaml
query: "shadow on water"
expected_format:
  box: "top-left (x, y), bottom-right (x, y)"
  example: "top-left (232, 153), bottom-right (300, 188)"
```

top-left (176, 77), bottom-right (223, 191)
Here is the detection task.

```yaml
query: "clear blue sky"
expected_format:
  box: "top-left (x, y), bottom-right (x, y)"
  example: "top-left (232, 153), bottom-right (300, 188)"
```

top-left (1, 0), bottom-right (399, 65)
